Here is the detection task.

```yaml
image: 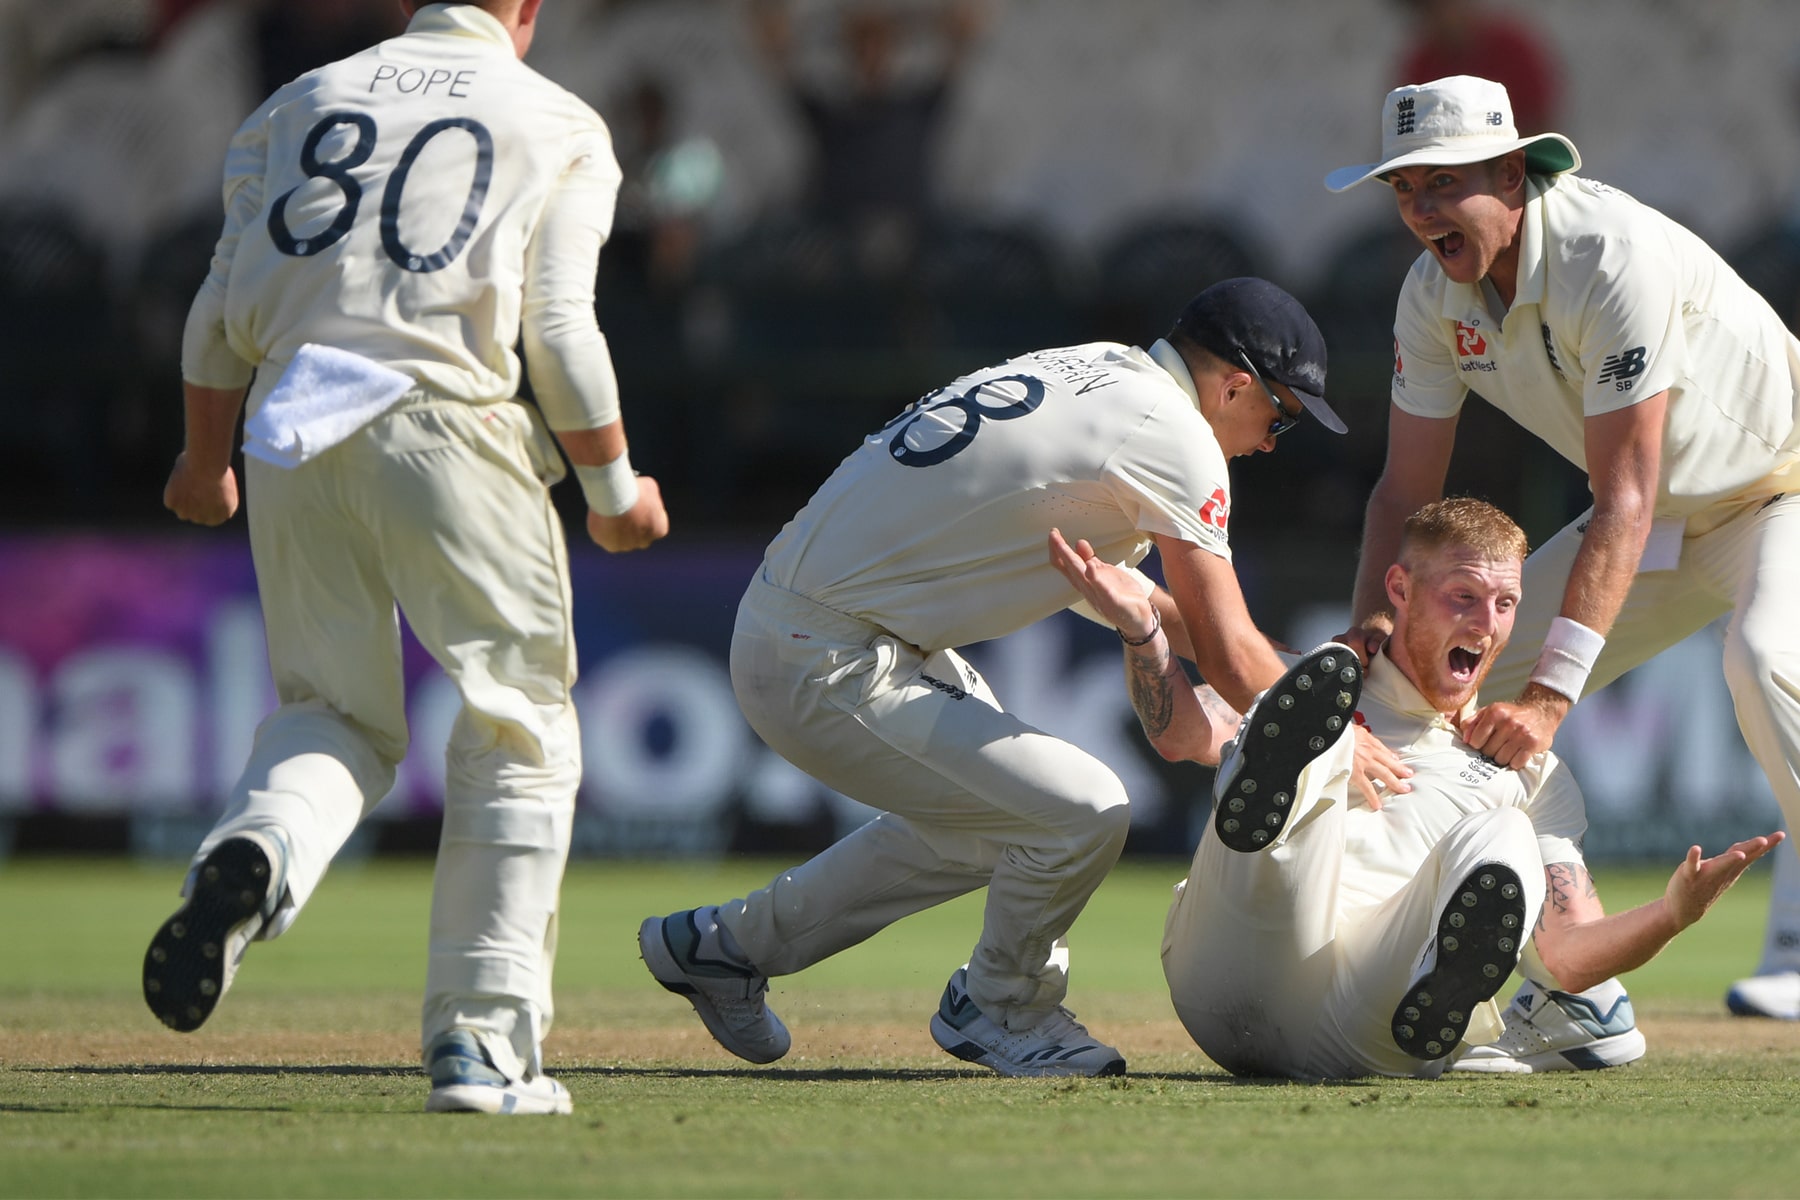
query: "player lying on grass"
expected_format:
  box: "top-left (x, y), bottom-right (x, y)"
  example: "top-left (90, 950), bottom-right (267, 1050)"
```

top-left (1050, 497), bottom-right (1782, 1080)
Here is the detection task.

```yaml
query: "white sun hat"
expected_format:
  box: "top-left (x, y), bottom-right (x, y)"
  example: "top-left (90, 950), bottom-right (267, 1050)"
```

top-left (1324, 75), bottom-right (1580, 193)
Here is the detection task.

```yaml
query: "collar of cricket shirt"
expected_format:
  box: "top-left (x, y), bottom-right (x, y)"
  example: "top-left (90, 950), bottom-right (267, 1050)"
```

top-left (408, 2), bottom-right (511, 48)
top-left (1146, 338), bottom-right (1202, 412)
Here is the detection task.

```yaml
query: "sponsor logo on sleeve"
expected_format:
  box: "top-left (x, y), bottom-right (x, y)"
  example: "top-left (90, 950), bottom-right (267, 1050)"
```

top-left (1454, 320), bottom-right (1498, 373)
top-left (1596, 346), bottom-right (1647, 392)
top-left (1198, 486), bottom-right (1230, 536)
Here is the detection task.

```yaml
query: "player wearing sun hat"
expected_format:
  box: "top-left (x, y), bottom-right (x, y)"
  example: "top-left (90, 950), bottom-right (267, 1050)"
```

top-left (1326, 74), bottom-right (1800, 1063)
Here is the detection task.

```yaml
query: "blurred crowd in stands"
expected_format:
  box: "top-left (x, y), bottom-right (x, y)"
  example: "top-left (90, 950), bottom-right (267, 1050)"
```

top-left (2, 0), bottom-right (1798, 543)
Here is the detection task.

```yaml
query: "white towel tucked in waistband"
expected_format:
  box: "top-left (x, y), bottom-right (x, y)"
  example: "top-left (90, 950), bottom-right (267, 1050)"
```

top-left (242, 343), bottom-right (415, 468)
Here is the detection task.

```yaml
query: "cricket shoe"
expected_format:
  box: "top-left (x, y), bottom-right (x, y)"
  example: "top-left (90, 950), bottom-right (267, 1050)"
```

top-left (639, 908), bottom-right (791, 1064)
top-left (929, 966), bottom-right (1126, 1077)
top-left (142, 830), bottom-right (286, 1032)
top-left (423, 1028), bottom-right (572, 1115)
top-left (1213, 643), bottom-right (1362, 852)
top-left (1725, 971), bottom-right (1800, 1020)
top-left (1392, 862), bottom-right (1528, 1061)
top-left (1450, 979), bottom-right (1645, 1073)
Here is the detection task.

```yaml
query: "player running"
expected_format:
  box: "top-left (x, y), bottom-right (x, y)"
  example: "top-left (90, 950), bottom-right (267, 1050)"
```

top-left (142, 0), bottom-right (667, 1115)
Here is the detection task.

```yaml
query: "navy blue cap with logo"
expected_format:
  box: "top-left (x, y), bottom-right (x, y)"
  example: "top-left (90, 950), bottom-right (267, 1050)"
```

top-left (1168, 277), bottom-right (1344, 434)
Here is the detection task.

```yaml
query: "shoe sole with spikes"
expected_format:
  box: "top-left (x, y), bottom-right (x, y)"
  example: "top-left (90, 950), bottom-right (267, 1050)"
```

top-left (142, 837), bottom-right (272, 1032)
top-left (1391, 863), bottom-right (1528, 1061)
top-left (1213, 643), bottom-right (1362, 853)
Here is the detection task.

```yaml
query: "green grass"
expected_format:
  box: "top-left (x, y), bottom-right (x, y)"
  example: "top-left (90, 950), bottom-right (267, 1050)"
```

top-left (2, 856), bottom-right (1798, 1198)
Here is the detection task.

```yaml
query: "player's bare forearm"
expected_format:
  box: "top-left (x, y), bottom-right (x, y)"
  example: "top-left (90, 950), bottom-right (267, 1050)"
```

top-left (1153, 533), bottom-right (1284, 711)
top-left (1558, 394), bottom-right (1665, 636)
top-left (180, 382), bottom-right (247, 473)
top-left (553, 420), bottom-right (627, 468)
top-left (1147, 589), bottom-right (1197, 662)
top-left (1352, 409), bottom-right (1457, 628)
top-left (1532, 835), bottom-right (1783, 992)
top-left (165, 382), bottom-right (247, 525)
top-left (1123, 637), bottom-right (1227, 764)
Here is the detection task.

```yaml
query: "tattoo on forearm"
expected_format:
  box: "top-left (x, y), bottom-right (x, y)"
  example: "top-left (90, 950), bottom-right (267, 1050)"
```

top-left (1125, 648), bottom-right (1176, 739)
top-left (1543, 861), bottom-right (1594, 917)
top-left (1195, 685), bottom-right (1242, 733)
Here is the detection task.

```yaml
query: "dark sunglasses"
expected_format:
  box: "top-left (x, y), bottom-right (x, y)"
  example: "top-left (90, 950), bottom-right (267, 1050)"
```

top-left (1236, 349), bottom-right (1300, 438)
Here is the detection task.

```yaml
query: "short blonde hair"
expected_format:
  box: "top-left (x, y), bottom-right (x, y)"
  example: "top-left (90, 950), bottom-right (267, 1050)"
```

top-left (1398, 497), bottom-right (1528, 569)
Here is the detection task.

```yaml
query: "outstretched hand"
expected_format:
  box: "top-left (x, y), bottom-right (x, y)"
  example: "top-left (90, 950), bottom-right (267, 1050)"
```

top-left (1665, 831), bottom-right (1787, 932)
top-left (1047, 528), bottom-right (1156, 641)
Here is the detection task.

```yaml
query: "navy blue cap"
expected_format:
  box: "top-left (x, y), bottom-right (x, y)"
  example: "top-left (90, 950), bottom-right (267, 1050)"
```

top-left (1169, 277), bottom-right (1343, 434)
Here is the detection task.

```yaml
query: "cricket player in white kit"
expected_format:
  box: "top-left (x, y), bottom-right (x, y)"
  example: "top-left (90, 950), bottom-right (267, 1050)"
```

top-left (1057, 497), bottom-right (1779, 1079)
top-left (1326, 75), bottom-right (1800, 1062)
top-left (640, 278), bottom-right (1365, 1076)
top-left (142, 0), bottom-right (668, 1115)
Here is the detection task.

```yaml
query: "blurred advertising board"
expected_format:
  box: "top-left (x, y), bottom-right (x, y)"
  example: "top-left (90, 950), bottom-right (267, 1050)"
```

top-left (0, 535), bottom-right (1781, 861)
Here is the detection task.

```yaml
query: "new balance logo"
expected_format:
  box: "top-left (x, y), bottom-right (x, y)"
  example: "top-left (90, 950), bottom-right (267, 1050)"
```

top-left (1597, 346), bottom-right (1647, 391)
top-left (1396, 97), bottom-right (1416, 135)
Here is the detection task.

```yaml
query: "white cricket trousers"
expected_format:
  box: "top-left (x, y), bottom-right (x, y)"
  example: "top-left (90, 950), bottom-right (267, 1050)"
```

top-left (1486, 495), bottom-right (1800, 880)
top-left (188, 391), bottom-right (580, 1081)
top-left (719, 575), bottom-right (1132, 1028)
top-left (1161, 735), bottom-right (1547, 1080)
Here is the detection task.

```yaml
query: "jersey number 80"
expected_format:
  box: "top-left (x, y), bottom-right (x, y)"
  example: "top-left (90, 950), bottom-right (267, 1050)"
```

top-left (267, 111), bottom-right (494, 273)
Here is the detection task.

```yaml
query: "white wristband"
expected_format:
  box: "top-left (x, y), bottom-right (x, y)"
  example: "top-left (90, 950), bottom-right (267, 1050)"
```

top-left (572, 453), bottom-right (639, 517)
top-left (1529, 616), bottom-right (1605, 701)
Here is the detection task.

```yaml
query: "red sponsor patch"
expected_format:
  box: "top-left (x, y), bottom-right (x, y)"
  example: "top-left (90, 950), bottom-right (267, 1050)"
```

top-left (1454, 321), bottom-right (1487, 357)
top-left (1394, 338), bottom-right (1403, 375)
top-left (1198, 486), bottom-right (1230, 534)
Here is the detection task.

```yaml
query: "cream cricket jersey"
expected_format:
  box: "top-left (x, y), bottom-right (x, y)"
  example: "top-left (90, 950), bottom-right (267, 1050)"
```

top-left (760, 339), bottom-right (1234, 652)
top-left (1392, 174), bottom-right (1800, 519)
top-left (181, 3), bottom-right (625, 432)
top-left (1337, 653), bottom-right (1587, 916)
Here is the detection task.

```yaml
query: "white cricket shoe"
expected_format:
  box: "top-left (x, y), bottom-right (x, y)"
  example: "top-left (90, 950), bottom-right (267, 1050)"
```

top-left (639, 909), bottom-right (791, 1064)
top-left (1450, 979), bottom-right (1646, 1073)
top-left (929, 967), bottom-right (1126, 1077)
top-left (1725, 971), bottom-right (1800, 1020)
top-left (1213, 643), bottom-right (1362, 852)
top-left (424, 1029), bottom-right (572, 1115)
top-left (142, 830), bottom-right (286, 1032)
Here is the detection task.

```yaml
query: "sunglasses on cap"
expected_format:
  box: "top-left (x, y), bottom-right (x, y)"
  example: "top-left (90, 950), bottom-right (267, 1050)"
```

top-left (1236, 349), bottom-right (1300, 438)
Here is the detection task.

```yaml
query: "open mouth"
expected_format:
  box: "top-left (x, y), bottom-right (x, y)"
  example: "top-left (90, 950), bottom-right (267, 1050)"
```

top-left (1447, 645), bottom-right (1482, 681)
top-left (1429, 231), bottom-right (1465, 259)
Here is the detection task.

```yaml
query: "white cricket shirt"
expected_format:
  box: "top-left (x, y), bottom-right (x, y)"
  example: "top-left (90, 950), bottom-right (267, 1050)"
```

top-left (1392, 175), bottom-right (1800, 519)
top-left (181, 3), bottom-right (625, 432)
top-left (761, 339), bottom-right (1235, 652)
top-left (1337, 652), bottom-right (1588, 917)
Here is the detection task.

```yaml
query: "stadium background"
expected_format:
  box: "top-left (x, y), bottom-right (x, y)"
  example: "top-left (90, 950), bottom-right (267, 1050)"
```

top-left (1, 0), bottom-right (1797, 863)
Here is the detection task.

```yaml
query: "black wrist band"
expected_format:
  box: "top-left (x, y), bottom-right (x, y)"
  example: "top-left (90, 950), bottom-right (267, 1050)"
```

top-left (1118, 608), bottom-right (1162, 647)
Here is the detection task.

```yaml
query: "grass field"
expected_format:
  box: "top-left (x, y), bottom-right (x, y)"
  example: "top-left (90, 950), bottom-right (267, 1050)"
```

top-left (4, 855), bottom-right (1799, 1199)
